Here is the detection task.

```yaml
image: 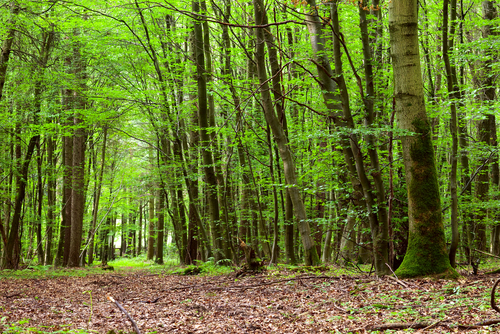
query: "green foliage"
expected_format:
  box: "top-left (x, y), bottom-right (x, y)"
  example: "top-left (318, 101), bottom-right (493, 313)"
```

top-left (0, 317), bottom-right (95, 333)
top-left (0, 0), bottom-right (498, 273)
top-left (172, 260), bottom-right (233, 276)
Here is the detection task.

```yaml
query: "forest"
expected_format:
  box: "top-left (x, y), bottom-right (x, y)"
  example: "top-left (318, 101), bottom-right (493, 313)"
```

top-left (0, 0), bottom-right (498, 280)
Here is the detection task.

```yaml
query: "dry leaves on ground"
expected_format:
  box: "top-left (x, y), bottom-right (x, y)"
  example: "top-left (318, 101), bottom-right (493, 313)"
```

top-left (1, 269), bottom-right (500, 333)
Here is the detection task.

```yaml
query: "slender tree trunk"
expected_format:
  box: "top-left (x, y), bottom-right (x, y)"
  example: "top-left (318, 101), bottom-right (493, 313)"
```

top-left (138, 201), bottom-right (143, 256)
top-left (88, 127), bottom-right (107, 265)
top-left (442, 0), bottom-right (460, 267)
top-left (147, 196), bottom-right (155, 261)
top-left (358, 0), bottom-right (390, 266)
top-left (253, 0), bottom-right (319, 265)
top-left (61, 130), bottom-right (73, 266)
top-left (35, 141), bottom-right (44, 264)
top-left (3, 137), bottom-right (38, 269)
top-left (156, 188), bottom-right (165, 264)
top-left (45, 133), bottom-right (56, 265)
top-left (193, 0), bottom-right (224, 261)
top-left (389, 0), bottom-right (456, 278)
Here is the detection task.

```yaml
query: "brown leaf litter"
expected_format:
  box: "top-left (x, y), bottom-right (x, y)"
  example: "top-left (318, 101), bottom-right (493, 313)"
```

top-left (1, 269), bottom-right (500, 333)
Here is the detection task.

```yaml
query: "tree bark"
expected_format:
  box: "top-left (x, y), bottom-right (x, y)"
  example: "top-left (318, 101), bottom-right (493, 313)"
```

top-left (67, 38), bottom-right (87, 267)
top-left (88, 127), bottom-right (107, 265)
top-left (193, 0), bottom-right (225, 262)
top-left (0, 3), bottom-right (18, 101)
top-left (68, 112), bottom-right (86, 267)
top-left (253, 0), bottom-right (319, 265)
top-left (2, 136), bottom-right (38, 269)
top-left (442, 0), bottom-right (460, 267)
top-left (389, 0), bottom-right (457, 278)
top-left (156, 188), bottom-right (165, 264)
top-left (147, 196), bottom-right (155, 261)
top-left (45, 132), bottom-right (56, 265)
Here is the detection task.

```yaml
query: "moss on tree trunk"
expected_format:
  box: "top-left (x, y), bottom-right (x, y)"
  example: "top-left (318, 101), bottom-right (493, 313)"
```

top-left (394, 120), bottom-right (458, 278)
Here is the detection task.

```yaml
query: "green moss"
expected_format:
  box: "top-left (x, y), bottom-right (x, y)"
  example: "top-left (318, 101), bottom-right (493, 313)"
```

top-left (395, 119), bottom-right (458, 279)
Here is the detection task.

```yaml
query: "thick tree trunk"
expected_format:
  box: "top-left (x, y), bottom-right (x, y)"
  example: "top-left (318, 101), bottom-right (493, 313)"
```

top-left (68, 113), bottom-right (86, 267)
top-left (472, 0), bottom-right (497, 263)
top-left (68, 39), bottom-right (87, 267)
top-left (389, 0), bottom-right (457, 278)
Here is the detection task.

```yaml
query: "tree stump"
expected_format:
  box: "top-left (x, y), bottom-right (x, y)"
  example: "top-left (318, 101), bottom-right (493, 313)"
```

top-left (236, 239), bottom-right (265, 277)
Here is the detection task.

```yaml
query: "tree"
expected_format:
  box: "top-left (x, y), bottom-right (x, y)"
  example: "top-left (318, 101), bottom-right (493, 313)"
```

top-left (254, 0), bottom-right (319, 266)
top-left (389, 0), bottom-right (457, 278)
top-left (192, 0), bottom-right (225, 262)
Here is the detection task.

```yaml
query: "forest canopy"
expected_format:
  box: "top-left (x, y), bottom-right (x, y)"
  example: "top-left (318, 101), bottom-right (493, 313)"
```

top-left (0, 0), bottom-right (498, 278)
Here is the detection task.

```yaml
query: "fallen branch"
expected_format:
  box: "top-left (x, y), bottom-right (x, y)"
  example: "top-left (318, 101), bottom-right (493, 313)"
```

top-left (475, 319), bottom-right (500, 326)
top-left (491, 278), bottom-right (500, 314)
top-left (474, 248), bottom-right (500, 260)
top-left (386, 274), bottom-right (408, 289)
top-left (415, 320), bottom-right (442, 333)
top-left (107, 294), bottom-right (141, 334)
top-left (367, 321), bottom-right (435, 331)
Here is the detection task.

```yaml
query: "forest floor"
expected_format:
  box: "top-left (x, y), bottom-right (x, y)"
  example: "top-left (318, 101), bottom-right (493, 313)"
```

top-left (1, 265), bottom-right (500, 333)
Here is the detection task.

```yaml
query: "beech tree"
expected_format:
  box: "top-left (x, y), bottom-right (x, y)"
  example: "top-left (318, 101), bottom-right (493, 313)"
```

top-left (0, 0), bottom-right (499, 273)
top-left (389, 0), bottom-right (457, 278)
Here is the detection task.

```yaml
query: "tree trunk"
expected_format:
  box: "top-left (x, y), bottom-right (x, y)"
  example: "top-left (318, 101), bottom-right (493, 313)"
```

top-left (0, 3), bottom-right (18, 101)
top-left (61, 130), bottom-right (73, 266)
top-left (45, 133), bottom-right (56, 265)
top-left (88, 127), bottom-right (107, 265)
top-left (193, 0), bottom-right (224, 262)
top-left (68, 44), bottom-right (87, 267)
top-left (389, 0), bottom-right (457, 278)
top-left (35, 140), bottom-right (44, 264)
top-left (473, 0), bottom-right (496, 263)
top-left (68, 112), bottom-right (86, 267)
top-left (253, 0), bottom-right (319, 265)
top-left (138, 201), bottom-right (143, 256)
top-left (156, 188), bottom-right (165, 264)
top-left (3, 136), bottom-right (38, 269)
top-left (147, 196), bottom-right (155, 260)
top-left (442, 0), bottom-right (460, 267)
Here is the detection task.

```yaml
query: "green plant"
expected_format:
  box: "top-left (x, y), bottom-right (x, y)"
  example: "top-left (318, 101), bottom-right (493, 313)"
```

top-left (83, 290), bottom-right (93, 324)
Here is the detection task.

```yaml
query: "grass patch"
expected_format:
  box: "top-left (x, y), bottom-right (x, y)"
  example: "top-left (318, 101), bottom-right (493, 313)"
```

top-left (0, 255), bottom-right (181, 280)
top-left (171, 259), bottom-right (234, 276)
top-left (0, 317), bottom-right (95, 333)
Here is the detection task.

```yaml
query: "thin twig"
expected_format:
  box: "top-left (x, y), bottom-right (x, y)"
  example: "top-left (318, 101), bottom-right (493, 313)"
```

top-left (107, 294), bottom-right (141, 334)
